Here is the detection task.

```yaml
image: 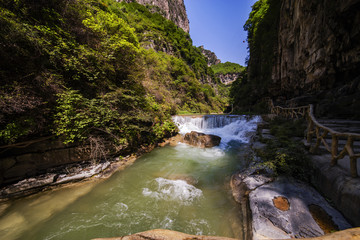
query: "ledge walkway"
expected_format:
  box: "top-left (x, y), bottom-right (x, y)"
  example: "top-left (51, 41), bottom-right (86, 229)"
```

top-left (268, 100), bottom-right (360, 177)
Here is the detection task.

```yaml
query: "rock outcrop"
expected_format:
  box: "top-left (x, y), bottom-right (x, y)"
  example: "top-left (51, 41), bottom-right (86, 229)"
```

top-left (0, 139), bottom-right (89, 187)
top-left (217, 73), bottom-right (240, 85)
top-left (271, 0), bottom-right (360, 118)
top-left (183, 131), bottom-right (221, 148)
top-left (231, 168), bottom-right (352, 240)
top-left (199, 46), bottom-right (221, 66)
top-left (92, 228), bottom-right (360, 240)
top-left (92, 229), bottom-right (238, 240)
top-left (118, 0), bottom-right (189, 33)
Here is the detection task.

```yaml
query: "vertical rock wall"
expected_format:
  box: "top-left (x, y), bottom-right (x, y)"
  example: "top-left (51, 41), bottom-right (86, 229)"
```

top-left (271, 0), bottom-right (360, 117)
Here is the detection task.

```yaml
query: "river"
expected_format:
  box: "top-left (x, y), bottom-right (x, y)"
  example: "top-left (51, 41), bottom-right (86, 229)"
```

top-left (0, 115), bottom-right (261, 240)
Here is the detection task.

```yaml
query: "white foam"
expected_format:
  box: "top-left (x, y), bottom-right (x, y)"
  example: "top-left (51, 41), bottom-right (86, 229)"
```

top-left (174, 144), bottom-right (225, 159)
top-left (142, 178), bottom-right (202, 205)
top-left (160, 216), bottom-right (174, 228)
top-left (114, 202), bottom-right (128, 211)
top-left (172, 115), bottom-right (261, 146)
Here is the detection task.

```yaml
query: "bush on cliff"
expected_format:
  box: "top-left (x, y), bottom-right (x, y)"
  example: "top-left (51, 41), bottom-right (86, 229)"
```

top-left (211, 62), bottom-right (245, 75)
top-left (0, 0), bottom-right (225, 154)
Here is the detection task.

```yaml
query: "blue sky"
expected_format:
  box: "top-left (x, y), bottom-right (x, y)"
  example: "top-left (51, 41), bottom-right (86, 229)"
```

top-left (184, 0), bottom-right (257, 66)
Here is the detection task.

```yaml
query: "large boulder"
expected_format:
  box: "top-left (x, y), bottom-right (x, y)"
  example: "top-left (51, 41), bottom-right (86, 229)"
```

top-left (183, 131), bottom-right (221, 148)
top-left (231, 169), bottom-right (352, 240)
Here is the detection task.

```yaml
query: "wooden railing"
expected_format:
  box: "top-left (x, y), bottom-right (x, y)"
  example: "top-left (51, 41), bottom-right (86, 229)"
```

top-left (268, 99), bottom-right (360, 177)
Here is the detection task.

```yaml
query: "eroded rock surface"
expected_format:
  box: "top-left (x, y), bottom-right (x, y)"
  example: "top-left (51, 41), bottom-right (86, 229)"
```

top-left (199, 45), bottom-right (221, 66)
top-left (92, 229), bottom-right (238, 240)
top-left (92, 228), bottom-right (360, 240)
top-left (217, 73), bottom-right (240, 85)
top-left (271, 0), bottom-right (360, 118)
top-left (232, 169), bottom-right (352, 240)
top-left (183, 131), bottom-right (221, 148)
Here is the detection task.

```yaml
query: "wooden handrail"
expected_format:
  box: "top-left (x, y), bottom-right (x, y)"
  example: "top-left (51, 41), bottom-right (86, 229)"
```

top-left (268, 99), bottom-right (360, 177)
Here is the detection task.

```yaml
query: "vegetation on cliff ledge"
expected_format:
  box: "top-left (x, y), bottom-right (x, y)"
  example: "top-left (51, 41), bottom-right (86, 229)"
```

top-left (0, 0), bottom-right (227, 154)
top-left (230, 0), bottom-right (280, 113)
top-left (211, 62), bottom-right (245, 75)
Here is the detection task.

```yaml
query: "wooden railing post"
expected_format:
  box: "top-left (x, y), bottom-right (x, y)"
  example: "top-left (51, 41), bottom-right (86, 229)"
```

top-left (350, 156), bottom-right (358, 178)
top-left (307, 119), bottom-right (314, 144)
top-left (345, 137), bottom-right (358, 178)
top-left (310, 126), bottom-right (321, 153)
top-left (269, 99), bottom-right (359, 178)
top-left (331, 135), bottom-right (338, 166)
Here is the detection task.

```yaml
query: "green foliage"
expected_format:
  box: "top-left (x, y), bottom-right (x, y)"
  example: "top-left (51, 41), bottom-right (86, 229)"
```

top-left (0, 0), bottom-right (225, 152)
top-left (246, 0), bottom-right (280, 85)
top-left (152, 120), bottom-right (178, 140)
top-left (211, 62), bottom-right (245, 75)
top-left (53, 89), bottom-right (155, 146)
top-left (0, 121), bottom-right (33, 144)
top-left (230, 0), bottom-right (281, 113)
top-left (257, 118), bottom-right (311, 181)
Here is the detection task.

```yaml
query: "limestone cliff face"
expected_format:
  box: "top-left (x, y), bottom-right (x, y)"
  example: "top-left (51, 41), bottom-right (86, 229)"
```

top-left (199, 46), bottom-right (221, 66)
top-left (271, 0), bottom-right (360, 117)
top-left (118, 0), bottom-right (189, 32)
top-left (218, 73), bottom-right (239, 85)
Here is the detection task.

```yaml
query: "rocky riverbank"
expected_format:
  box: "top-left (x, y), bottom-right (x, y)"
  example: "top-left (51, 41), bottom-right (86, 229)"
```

top-left (0, 142), bottom-right (157, 201)
top-left (229, 115), bottom-right (359, 239)
top-left (92, 228), bottom-right (360, 240)
top-left (0, 130), bottom-right (221, 201)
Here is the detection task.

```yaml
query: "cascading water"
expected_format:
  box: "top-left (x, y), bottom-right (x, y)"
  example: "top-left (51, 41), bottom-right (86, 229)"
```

top-left (172, 115), bottom-right (261, 146)
top-left (0, 115), bottom-right (261, 240)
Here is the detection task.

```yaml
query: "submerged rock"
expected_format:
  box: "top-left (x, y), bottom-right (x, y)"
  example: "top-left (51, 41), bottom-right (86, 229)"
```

top-left (183, 131), bottom-right (221, 148)
top-left (166, 174), bottom-right (198, 186)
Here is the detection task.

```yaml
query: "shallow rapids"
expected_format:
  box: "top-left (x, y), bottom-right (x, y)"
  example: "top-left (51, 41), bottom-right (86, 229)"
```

top-left (0, 115), bottom-right (260, 240)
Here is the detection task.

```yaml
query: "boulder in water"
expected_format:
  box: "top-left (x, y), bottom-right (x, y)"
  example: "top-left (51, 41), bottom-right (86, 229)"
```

top-left (183, 131), bottom-right (221, 148)
top-left (158, 134), bottom-right (184, 147)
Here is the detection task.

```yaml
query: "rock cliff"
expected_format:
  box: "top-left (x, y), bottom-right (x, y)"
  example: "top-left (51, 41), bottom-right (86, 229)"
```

top-left (271, 0), bottom-right (360, 117)
top-left (118, 0), bottom-right (189, 32)
top-left (218, 73), bottom-right (240, 85)
top-left (199, 45), bottom-right (221, 66)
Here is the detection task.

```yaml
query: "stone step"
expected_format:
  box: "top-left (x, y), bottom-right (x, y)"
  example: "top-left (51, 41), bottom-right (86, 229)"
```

top-left (317, 119), bottom-right (360, 134)
top-left (308, 137), bottom-right (360, 147)
top-left (317, 119), bottom-right (360, 125)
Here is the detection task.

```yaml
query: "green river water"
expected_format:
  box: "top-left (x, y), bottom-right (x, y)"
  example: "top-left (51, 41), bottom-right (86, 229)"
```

top-left (0, 115), bottom-right (260, 240)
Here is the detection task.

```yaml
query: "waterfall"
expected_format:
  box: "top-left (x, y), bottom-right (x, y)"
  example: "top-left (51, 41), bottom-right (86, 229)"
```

top-left (172, 115), bottom-right (261, 145)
